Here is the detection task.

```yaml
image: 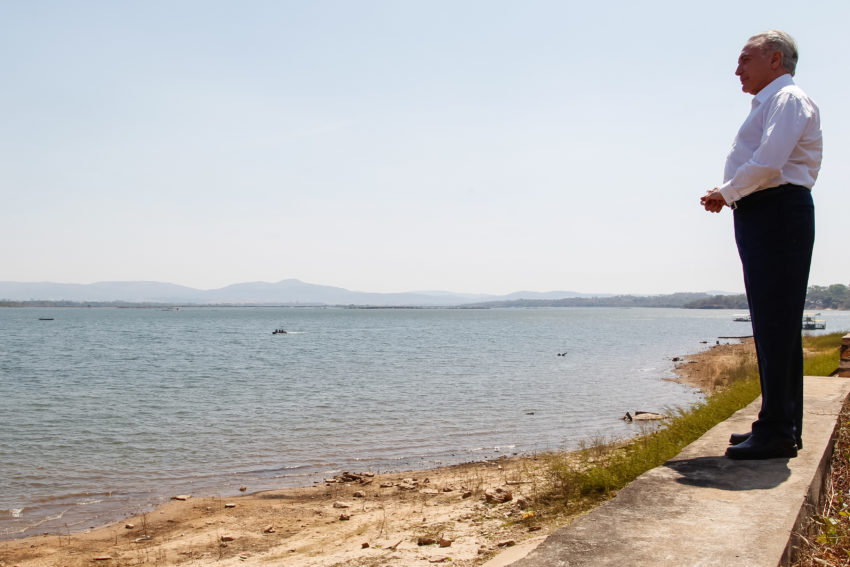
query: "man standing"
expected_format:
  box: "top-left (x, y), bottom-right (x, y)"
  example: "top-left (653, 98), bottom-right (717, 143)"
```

top-left (701, 30), bottom-right (822, 460)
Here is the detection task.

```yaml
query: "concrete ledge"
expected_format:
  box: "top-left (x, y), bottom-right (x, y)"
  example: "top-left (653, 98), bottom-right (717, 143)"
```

top-left (503, 375), bottom-right (850, 567)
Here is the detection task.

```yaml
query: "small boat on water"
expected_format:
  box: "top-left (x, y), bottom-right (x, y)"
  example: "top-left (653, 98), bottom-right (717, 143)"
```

top-left (272, 328), bottom-right (287, 335)
top-left (38, 317), bottom-right (54, 321)
top-left (735, 312), bottom-right (826, 330)
top-left (802, 313), bottom-right (826, 330)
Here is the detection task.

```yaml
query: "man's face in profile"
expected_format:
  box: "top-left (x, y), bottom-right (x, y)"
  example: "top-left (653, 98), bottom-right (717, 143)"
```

top-left (736, 41), bottom-right (780, 95)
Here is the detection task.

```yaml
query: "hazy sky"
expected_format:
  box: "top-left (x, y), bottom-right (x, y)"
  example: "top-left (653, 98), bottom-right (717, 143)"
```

top-left (2, 1), bottom-right (847, 295)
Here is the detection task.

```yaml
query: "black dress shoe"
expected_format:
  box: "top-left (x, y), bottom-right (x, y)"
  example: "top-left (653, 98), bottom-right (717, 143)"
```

top-left (729, 432), bottom-right (751, 445)
top-left (725, 436), bottom-right (797, 460)
top-left (729, 431), bottom-right (802, 450)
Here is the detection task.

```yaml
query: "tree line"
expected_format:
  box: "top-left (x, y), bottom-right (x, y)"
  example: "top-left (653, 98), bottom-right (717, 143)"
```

top-left (677, 284), bottom-right (849, 310)
top-left (465, 284), bottom-right (850, 310)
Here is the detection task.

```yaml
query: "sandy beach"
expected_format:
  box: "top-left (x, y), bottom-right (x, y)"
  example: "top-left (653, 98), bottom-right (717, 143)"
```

top-left (0, 339), bottom-right (750, 567)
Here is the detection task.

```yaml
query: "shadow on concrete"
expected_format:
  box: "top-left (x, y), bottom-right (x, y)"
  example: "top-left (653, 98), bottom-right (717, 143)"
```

top-left (665, 456), bottom-right (791, 490)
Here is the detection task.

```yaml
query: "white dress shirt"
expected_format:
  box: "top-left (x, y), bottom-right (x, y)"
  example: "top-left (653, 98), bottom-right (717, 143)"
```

top-left (719, 74), bottom-right (822, 205)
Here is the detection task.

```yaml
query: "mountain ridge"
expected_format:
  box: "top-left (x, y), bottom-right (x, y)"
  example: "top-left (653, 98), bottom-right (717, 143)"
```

top-left (0, 279), bottom-right (694, 307)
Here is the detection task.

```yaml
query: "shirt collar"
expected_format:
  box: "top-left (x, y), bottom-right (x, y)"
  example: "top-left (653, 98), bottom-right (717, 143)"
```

top-left (753, 73), bottom-right (795, 107)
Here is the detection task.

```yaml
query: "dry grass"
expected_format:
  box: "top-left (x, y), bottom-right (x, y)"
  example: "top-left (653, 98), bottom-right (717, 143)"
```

top-left (674, 337), bottom-right (759, 393)
top-left (787, 331), bottom-right (849, 566)
top-left (792, 395), bottom-right (850, 566)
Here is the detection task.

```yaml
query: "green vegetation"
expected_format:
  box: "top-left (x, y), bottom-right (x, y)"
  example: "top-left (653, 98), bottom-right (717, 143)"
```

top-left (683, 284), bottom-right (850, 310)
top-left (806, 284), bottom-right (850, 310)
top-left (803, 331), bottom-right (846, 377)
top-left (793, 333), bottom-right (850, 566)
top-left (463, 284), bottom-right (848, 310)
top-left (540, 376), bottom-right (761, 513)
top-left (683, 294), bottom-right (748, 309)
top-left (539, 332), bottom-right (846, 519)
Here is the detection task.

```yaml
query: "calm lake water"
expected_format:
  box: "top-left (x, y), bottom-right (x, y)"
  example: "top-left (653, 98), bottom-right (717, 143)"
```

top-left (2, 306), bottom-right (848, 539)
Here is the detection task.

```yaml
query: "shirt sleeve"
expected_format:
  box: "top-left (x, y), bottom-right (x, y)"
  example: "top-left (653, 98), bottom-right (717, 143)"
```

top-left (718, 91), bottom-right (811, 204)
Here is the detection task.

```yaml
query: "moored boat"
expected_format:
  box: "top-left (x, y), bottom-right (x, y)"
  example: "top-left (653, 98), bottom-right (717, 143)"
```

top-left (802, 313), bottom-right (826, 330)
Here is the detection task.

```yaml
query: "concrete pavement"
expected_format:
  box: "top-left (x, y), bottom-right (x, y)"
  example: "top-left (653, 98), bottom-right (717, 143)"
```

top-left (498, 375), bottom-right (850, 567)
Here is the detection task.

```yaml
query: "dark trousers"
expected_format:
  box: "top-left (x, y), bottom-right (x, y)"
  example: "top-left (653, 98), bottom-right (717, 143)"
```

top-left (733, 185), bottom-right (814, 443)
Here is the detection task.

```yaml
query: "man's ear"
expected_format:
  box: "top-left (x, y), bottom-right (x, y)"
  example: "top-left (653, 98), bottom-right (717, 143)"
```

top-left (770, 50), bottom-right (784, 70)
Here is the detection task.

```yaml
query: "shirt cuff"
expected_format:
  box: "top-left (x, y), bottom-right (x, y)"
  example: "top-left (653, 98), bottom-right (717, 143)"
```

top-left (717, 183), bottom-right (738, 206)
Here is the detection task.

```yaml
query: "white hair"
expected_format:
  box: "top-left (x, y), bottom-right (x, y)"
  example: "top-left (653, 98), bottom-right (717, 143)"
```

top-left (748, 30), bottom-right (799, 76)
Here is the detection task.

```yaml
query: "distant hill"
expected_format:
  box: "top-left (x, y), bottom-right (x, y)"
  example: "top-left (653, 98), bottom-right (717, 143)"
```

top-left (0, 279), bottom-right (596, 307)
top-left (0, 281), bottom-right (203, 303)
top-left (0, 279), bottom-right (762, 308)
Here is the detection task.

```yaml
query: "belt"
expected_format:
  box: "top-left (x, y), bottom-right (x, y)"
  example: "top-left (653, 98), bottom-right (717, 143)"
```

top-left (731, 183), bottom-right (810, 210)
